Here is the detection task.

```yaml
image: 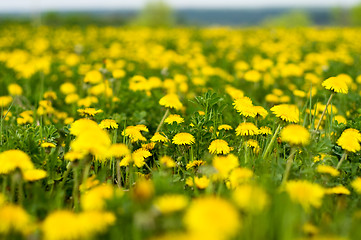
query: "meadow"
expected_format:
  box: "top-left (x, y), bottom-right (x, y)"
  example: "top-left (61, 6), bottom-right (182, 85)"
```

top-left (1, 25), bottom-right (361, 240)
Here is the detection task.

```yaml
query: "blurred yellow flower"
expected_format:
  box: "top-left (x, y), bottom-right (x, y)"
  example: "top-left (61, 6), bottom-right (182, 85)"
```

top-left (285, 180), bottom-right (325, 210)
top-left (280, 124), bottom-right (310, 146)
top-left (154, 194), bottom-right (188, 214)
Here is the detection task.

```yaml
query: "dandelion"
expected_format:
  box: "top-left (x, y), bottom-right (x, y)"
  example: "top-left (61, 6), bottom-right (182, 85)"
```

top-left (164, 114), bottom-right (184, 124)
top-left (159, 94), bottom-right (183, 110)
top-left (0, 150), bottom-right (34, 174)
top-left (23, 169), bottom-right (47, 181)
top-left (208, 139), bottom-right (231, 155)
top-left (42, 210), bottom-right (115, 240)
top-left (336, 128), bottom-right (361, 169)
top-left (186, 160), bottom-right (205, 170)
top-left (172, 133), bottom-right (195, 145)
top-left (159, 156), bottom-right (176, 168)
top-left (316, 165), bottom-right (340, 177)
top-left (213, 154), bottom-right (239, 179)
top-left (183, 196), bottom-right (240, 240)
top-left (280, 124), bottom-right (310, 146)
top-left (77, 108), bottom-right (103, 117)
top-left (259, 126), bottom-right (272, 135)
top-left (0, 96), bottom-right (13, 108)
top-left (81, 184), bottom-right (114, 211)
top-left (315, 76), bottom-right (348, 132)
top-left (232, 184), bottom-right (268, 213)
top-left (285, 180), bottom-right (325, 211)
top-left (194, 176), bottom-right (210, 189)
top-left (41, 142), bottom-right (56, 148)
top-left (227, 167), bottom-right (254, 189)
top-left (150, 132), bottom-right (169, 143)
top-left (99, 119), bottom-right (118, 129)
top-left (8, 83), bottom-right (23, 95)
top-left (270, 104), bottom-right (299, 123)
top-left (325, 186), bottom-right (350, 195)
top-left (60, 82), bottom-right (76, 95)
top-left (245, 139), bottom-right (260, 153)
top-left (132, 148), bottom-right (152, 168)
top-left (122, 126), bottom-right (147, 142)
top-left (235, 122), bottom-right (259, 136)
top-left (233, 96), bottom-right (257, 118)
top-left (84, 70), bottom-right (103, 84)
top-left (351, 177), bottom-right (361, 194)
top-left (154, 194), bottom-right (188, 214)
top-left (0, 204), bottom-right (32, 235)
top-left (322, 76), bottom-right (348, 94)
top-left (218, 124), bottom-right (233, 131)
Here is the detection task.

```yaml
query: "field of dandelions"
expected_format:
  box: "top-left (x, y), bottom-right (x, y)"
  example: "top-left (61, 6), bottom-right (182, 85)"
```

top-left (1, 25), bottom-right (361, 240)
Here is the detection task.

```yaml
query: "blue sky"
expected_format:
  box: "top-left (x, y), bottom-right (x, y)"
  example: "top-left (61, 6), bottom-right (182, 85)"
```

top-left (0, 0), bottom-right (359, 12)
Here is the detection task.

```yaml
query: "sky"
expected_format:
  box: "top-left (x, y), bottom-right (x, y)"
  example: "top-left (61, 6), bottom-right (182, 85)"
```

top-left (0, 0), bottom-right (359, 12)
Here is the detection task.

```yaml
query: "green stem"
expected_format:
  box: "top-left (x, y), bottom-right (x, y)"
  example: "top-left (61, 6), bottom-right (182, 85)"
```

top-left (315, 93), bottom-right (334, 132)
top-left (59, 162), bottom-right (73, 190)
top-left (116, 159), bottom-right (121, 188)
top-left (156, 109), bottom-right (169, 133)
top-left (336, 152), bottom-right (347, 170)
top-left (73, 166), bottom-right (80, 211)
top-left (262, 123), bottom-right (281, 159)
top-left (281, 148), bottom-right (297, 186)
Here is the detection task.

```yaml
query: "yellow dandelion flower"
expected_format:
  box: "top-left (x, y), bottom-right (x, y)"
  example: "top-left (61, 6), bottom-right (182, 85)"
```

top-left (322, 76), bottom-right (348, 94)
top-left (218, 124), bottom-right (233, 130)
top-left (84, 70), bottom-right (103, 84)
top-left (183, 196), bottom-right (240, 240)
top-left (233, 96), bottom-right (257, 118)
top-left (164, 114), bottom-right (184, 124)
top-left (316, 165), bottom-right (340, 177)
top-left (213, 154), bottom-right (239, 179)
top-left (245, 139), bottom-right (260, 153)
top-left (259, 126), bottom-right (272, 135)
top-left (302, 223), bottom-right (319, 236)
top-left (154, 194), bottom-right (188, 214)
top-left (186, 160), bottom-right (206, 170)
top-left (232, 184), bottom-right (268, 213)
top-left (194, 176), bottom-right (210, 189)
top-left (70, 118), bottom-right (100, 136)
top-left (159, 94), bottom-right (183, 110)
top-left (42, 210), bottom-right (115, 240)
top-left (280, 124), bottom-right (310, 146)
top-left (150, 132), bottom-right (169, 142)
top-left (337, 128), bottom-right (361, 152)
top-left (77, 108), bottom-right (103, 117)
top-left (122, 126), bottom-right (147, 142)
top-left (325, 185), bottom-right (350, 195)
top-left (208, 139), bottom-right (231, 155)
top-left (172, 132), bottom-right (195, 145)
top-left (227, 167), bottom-right (254, 189)
top-left (351, 177), bottom-right (361, 194)
top-left (81, 184), bottom-right (114, 211)
top-left (334, 115), bottom-right (347, 124)
top-left (0, 204), bottom-right (32, 235)
top-left (8, 83), bottom-right (23, 96)
top-left (132, 148), bottom-right (152, 168)
top-left (71, 126), bottom-right (111, 160)
top-left (271, 104), bottom-right (299, 123)
top-left (141, 142), bottom-right (156, 150)
top-left (99, 119), bottom-right (118, 129)
top-left (64, 151), bottom-right (85, 161)
top-left (134, 124), bottom-right (149, 132)
top-left (285, 180), bottom-right (325, 210)
top-left (159, 156), bottom-right (176, 168)
top-left (0, 96), bottom-right (13, 108)
top-left (41, 142), bottom-right (56, 148)
top-left (132, 178), bottom-right (154, 201)
top-left (108, 144), bottom-right (130, 158)
top-left (235, 122), bottom-right (259, 136)
top-left (60, 82), bottom-right (76, 95)
top-left (253, 106), bottom-right (268, 118)
top-left (0, 150), bottom-right (34, 174)
top-left (23, 169), bottom-right (47, 181)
